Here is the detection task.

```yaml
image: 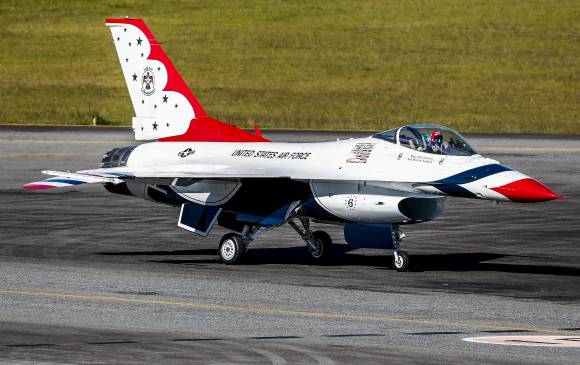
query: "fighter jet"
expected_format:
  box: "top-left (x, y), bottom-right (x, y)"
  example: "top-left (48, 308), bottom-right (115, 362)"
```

top-left (24, 18), bottom-right (565, 271)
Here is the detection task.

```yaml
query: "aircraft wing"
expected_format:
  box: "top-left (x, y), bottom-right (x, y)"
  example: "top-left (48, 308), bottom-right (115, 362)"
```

top-left (24, 165), bottom-right (289, 190)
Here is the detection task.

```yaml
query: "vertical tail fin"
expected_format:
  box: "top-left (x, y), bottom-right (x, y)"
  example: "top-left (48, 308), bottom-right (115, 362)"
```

top-left (105, 18), bottom-right (268, 142)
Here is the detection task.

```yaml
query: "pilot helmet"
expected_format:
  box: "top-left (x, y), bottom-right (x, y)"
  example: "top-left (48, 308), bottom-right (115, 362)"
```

top-left (430, 130), bottom-right (443, 146)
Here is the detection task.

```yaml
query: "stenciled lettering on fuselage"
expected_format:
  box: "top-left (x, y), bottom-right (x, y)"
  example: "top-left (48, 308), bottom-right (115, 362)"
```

top-left (396, 153), bottom-right (445, 165)
top-left (407, 154), bottom-right (434, 164)
top-left (230, 149), bottom-right (312, 160)
top-left (346, 143), bottom-right (376, 164)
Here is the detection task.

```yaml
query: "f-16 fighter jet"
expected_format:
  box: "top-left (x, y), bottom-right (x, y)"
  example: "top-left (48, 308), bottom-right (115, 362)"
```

top-left (25, 18), bottom-right (565, 271)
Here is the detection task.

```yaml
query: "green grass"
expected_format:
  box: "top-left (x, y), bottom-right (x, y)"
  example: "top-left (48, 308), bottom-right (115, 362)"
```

top-left (0, 0), bottom-right (579, 133)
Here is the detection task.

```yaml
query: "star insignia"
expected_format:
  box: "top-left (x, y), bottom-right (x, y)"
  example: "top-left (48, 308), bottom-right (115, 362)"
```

top-left (116, 37), bottom-right (120, 41)
top-left (166, 123), bottom-right (170, 127)
top-left (157, 67), bottom-right (161, 71)
top-left (140, 53), bottom-right (144, 58)
top-left (141, 99), bottom-right (145, 104)
top-left (125, 58), bottom-right (129, 63)
top-left (141, 126), bottom-right (144, 131)
top-left (154, 104), bottom-right (157, 109)
top-left (137, 37), bottom-right (143, 45)
top-left (174, 104), bottom-right (178, 108)
top-left (132, 73), bottom-right (137, 81)
top-left (124, 28), bottom-right (127, 32)
top-left (152, 122), bottom-right (158, 130)
top-left (162, 95), bottom-right (168, 103)
top-left (128, 42), bottom-right (132, 47)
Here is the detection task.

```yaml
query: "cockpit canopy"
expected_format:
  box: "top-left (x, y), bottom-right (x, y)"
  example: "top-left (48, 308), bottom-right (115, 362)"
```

top-left (373, 124), bottom-right (478, 156)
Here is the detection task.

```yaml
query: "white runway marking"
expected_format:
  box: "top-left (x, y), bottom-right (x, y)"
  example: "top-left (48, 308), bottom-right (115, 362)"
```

top-left (463, 336), bottom-right (580, 347)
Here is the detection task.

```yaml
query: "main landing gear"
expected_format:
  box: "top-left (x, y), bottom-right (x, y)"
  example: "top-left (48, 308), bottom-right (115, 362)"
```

top-left (391, 225), bottom-right (410, 271)
top-left (288, 218), bottom-right (333, 261)
top-left (217, 218), bottom-right (334, 264)
top-left (218, 225), bottom-right (262, 264)
top-left (218, 220), bottom-right (408, 270)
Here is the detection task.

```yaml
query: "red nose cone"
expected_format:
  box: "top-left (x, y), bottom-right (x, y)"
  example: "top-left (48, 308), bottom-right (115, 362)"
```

top-left (491, 178), bottom-right (566, 202)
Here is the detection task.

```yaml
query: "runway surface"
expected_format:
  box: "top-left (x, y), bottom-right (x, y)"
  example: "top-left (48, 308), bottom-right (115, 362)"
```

top-left (0, 126), bottom-right (579, 364)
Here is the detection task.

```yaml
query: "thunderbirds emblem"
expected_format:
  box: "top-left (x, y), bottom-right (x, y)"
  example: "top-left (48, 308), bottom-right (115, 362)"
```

top-left (141, 67), bottom-right (155, 96)
top-left (178, 148), bottom-right (194, 158)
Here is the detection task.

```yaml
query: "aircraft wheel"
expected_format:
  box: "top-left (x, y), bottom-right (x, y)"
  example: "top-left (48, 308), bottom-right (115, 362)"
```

top-left (309, 231), bottom-right (332, 261)
top-left (219, 233), bottom-right (245, 264)
top-left (392, 250), bottom-right (410, 272)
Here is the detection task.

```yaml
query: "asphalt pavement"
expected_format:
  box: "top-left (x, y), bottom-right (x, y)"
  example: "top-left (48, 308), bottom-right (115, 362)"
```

top-left (0, 126), bottom-right (579, 364)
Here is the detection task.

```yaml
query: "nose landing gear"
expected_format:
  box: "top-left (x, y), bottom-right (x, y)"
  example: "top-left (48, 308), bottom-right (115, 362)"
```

top-left (391, 225), bottom-right (410, 271)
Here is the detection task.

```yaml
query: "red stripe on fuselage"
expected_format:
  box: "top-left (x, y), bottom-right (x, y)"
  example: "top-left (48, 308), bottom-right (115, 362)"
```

top-left (159, 117), bottom-right (269, 142)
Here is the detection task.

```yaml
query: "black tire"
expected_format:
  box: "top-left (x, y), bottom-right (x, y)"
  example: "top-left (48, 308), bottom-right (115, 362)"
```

top-left (309, 231), bottom-right (333, 261)
top-left (392, 250), bottom-right (410, 272)
top-left (219, 233), bottom-right (245, 264)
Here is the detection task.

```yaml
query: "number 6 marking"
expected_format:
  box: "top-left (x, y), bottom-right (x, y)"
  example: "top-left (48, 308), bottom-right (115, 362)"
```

top-left (345, 195), bottom-right (356, 210)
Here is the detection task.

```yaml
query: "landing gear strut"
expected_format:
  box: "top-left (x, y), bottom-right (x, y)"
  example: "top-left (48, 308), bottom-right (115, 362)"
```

top-left (218, 225), bottom-right (262, 264)
top-left (289, 218), bottom-right (333, 261)
top-left (391, 225), bottom-right (410, 271)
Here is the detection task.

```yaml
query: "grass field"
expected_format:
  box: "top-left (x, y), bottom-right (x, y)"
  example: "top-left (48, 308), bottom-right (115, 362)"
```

top-left (0, 0), bottom-right (578, 133)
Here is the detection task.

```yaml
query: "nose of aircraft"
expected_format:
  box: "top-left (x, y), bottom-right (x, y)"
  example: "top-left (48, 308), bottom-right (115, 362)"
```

top-left (491, 177), bottom-right (565, 202)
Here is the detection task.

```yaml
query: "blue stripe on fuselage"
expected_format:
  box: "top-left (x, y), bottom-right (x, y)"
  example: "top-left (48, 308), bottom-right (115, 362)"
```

top-left (432, 184), bottom-right (478, 198)
top-left (434, 164), bottom-right (511, 185)
top-left (431, 164), bottom-right (511, 198)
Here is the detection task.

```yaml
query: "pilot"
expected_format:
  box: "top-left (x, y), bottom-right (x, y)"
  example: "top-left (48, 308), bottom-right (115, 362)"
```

top-left (428, 130), bottom-right (446, 154)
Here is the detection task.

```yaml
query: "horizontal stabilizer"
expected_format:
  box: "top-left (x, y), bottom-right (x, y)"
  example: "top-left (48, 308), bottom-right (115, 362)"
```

top-left (75, 165), bottom-right (289, 180)
top-left (23, 164), bottom-right (288, 191)
top-left (23, 170), bottom-right (129, 190)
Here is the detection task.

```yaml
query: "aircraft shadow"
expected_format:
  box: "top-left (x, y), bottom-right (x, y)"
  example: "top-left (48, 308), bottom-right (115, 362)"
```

top-left (98, 249), bottom-right (217, 256)
top-left (405, 253), bottom-right (580, 276)
top-left (95, 248), bottom-right (580, 277)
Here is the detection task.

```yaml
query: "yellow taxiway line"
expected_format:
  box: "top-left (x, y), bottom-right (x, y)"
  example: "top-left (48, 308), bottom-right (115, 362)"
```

top-left (0, 287), bottom-right (576, 335)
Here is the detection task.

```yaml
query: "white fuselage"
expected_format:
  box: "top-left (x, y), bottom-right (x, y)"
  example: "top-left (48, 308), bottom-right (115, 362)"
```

top-left (114, 137), bottom-right (532, 224)
top-left (125, 137), bottom-right (521, 201)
